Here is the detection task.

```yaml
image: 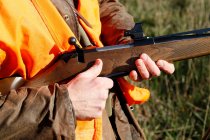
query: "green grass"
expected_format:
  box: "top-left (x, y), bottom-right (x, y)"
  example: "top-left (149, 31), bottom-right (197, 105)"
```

top-left (120, 0), bottom-right (210, 139)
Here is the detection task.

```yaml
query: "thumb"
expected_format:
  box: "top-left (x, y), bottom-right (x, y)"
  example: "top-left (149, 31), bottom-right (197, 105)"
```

top-left (82, 59), bottom-right (103, 78)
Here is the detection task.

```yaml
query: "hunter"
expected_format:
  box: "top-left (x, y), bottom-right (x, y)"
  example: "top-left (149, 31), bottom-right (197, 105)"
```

top-left (0, 0), bottom-right (174, 139)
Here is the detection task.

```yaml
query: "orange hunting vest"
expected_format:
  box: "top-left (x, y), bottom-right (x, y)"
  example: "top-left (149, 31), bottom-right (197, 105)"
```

top-left (0, 0), bottom-right (149, 139)
top-left (0, 0), bottom-right (105, 139)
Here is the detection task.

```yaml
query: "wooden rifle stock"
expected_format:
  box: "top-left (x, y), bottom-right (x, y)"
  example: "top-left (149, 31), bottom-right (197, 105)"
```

top-left (25, 24), bottom-right (210, 87)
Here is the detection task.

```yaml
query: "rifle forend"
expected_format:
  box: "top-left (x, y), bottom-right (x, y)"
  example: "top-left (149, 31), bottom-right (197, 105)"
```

top-left (25, 23), bottom-right (210, 87)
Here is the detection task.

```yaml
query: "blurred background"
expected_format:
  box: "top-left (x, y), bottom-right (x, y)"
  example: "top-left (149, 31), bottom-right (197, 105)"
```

top-left (119, 0), bottom-right (210, 139)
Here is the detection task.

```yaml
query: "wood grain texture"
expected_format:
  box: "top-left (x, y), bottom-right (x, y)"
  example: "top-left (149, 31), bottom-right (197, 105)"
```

top-left (25, 36), bottom-right (210, 87)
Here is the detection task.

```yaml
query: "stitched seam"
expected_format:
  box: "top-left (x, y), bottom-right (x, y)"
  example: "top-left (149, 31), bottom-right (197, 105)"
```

top-left (31, 0), bottom-right (62, 47)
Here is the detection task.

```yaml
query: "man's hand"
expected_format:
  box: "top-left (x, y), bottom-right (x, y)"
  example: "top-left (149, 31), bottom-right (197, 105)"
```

top-left (129, 53), bottom-right (175, 81)
top-left (67, 59), bottom-right (113, 120)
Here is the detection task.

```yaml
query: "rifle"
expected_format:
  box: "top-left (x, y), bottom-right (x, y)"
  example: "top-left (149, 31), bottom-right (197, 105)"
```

top-left (25, 23), bottom-right (210, 87)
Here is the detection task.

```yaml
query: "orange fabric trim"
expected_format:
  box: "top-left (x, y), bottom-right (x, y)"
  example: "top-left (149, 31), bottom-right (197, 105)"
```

top-left (76, 120), bottom-right (95, 139)
top-left (31, 0), bottom-right (76, 51)
top-left (75, 118), bottom-right (102, 140)
top-left (0, 1), bottom-right (145, 139)
top-left (0, 0), bottom-right (77, 78)
top-left (117, 78), bottom-right (150, 106)
top-left (78, 0), bottom-right (103, 47)
top-left (0, 1), bottom-right (53, 78)
top-left (75, 1), bottom-right (103, 140)
top-left (93, 118), bottom-right (102, 140)
top-left (33, 1), bottom-right (102, 139)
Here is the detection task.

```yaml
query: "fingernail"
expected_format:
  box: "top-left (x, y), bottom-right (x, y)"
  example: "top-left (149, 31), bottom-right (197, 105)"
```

top-left (133, 72), bottom-right (138, 81)
top-left (157, 60), bottom-right (164, 67)
top-left (136, 59), bottom-right (143, 67)
top-left (141, 53), bottom-right (148, 61)
top-left (95, 59), bottom-right (101, 65)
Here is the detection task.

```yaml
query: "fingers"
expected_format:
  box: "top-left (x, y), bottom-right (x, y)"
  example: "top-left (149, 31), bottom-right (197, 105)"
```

top-left (129, 70), bottom-right (139, 81)
top-left (135, 53), bottom-right (161, 80)
top-left (157, 60), bottom-right (175, 74)
top-left (135, 59), bottom-right (150, 79)
top-left (140, 54), bottom-right (161, 77)
top-left (131, 53), bottom-right (175, 81)
top-left (80, 59), bottom-right (103, 78)
top-left (68, 59), bottom-right (113, 120)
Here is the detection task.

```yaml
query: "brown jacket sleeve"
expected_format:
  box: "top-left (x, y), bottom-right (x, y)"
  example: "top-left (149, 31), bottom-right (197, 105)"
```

top-left (0, 84), bottom-right (76, 140)
top-left (99, 0), bottom-right (135, 45)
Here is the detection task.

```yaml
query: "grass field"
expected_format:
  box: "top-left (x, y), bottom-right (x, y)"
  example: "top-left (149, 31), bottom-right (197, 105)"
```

top-left (119, 0), bottom-right (210, 139)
